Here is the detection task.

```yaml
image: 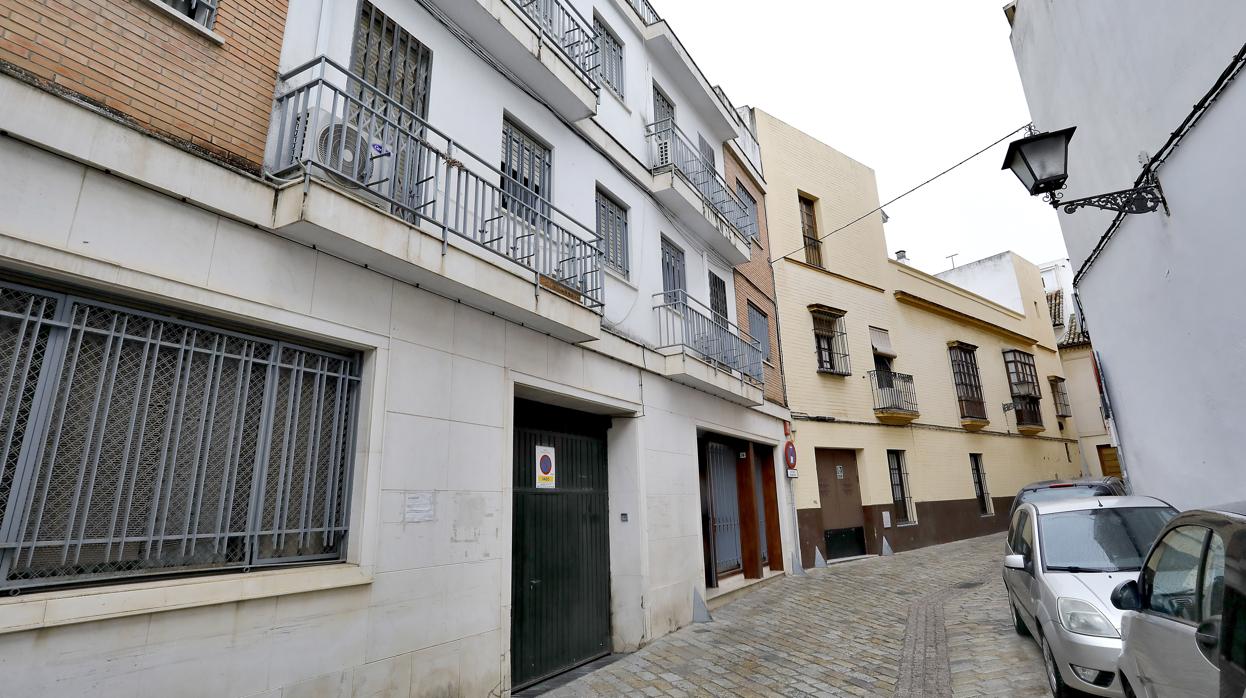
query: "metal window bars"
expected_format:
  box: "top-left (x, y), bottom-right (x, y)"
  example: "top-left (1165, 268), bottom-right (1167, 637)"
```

top-left (869, 370), bottom-right (919, 414)
top-left (812, 312), bottom-right (850, 375)
top-left (644, 119), bottom-right (753, 247)
top-left (160, 0), bottom-right (219, 29)
top-left (949, 344), bottom-right (987, 419)
top-left (1050, 377), bottom-right (1072, 418)
top-left (269, 57), bottom-right (604, 311)
top-left (513, 0), bottom-right (601, 89)
top-left (0, 283), bottom-right (360, 592)
top-left (596, 190), bottom-right (629, 275)
top-left (653, 290), bottom-right (763, 387)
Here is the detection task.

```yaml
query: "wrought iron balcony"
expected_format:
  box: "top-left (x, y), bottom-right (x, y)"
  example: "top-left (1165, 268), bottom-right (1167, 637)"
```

top-left (624, 0), bottom-right (661, 25)
top-left (654, 289), bottom-right (763, 391)
top-left (269, 57), bottom-right (603, 310)
top-left (869, 370), bottom-right (920, 425)
top-left (645, 119), bottom-right (753, 249)
top-left (510, 0), bottom-right (600, 88)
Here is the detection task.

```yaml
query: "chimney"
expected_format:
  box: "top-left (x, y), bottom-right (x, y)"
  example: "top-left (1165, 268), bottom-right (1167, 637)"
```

top-left (895, 250), bottom-right (910, 265)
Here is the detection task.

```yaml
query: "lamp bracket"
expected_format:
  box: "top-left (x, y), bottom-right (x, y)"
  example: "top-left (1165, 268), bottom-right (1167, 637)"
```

top-left (1045, 173), bottom-right (1170, 216)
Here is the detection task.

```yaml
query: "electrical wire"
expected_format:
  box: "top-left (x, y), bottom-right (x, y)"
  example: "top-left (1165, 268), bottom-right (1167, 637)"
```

top-left (768, 123), bottom-right (1031, 266)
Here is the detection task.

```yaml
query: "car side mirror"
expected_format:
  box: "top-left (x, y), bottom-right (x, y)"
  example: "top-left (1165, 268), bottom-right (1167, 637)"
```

top-left (1111, 579), bottom-right (1142, 611)
top-left (1003, 554), bottom-right (1026, 571)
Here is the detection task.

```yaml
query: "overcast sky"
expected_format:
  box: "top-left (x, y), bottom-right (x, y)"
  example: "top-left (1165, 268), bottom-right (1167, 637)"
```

top-left (655, 0), bottom-right (1069, 274)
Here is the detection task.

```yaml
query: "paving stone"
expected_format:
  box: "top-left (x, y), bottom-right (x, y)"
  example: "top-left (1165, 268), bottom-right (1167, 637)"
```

top-left (542, 533), bottom-right (1047, 697)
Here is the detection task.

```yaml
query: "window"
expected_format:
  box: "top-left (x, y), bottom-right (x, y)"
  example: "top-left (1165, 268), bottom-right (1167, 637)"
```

top-left (747, 302), bottom-right (770, 362)
top-left (159, 0), bottom-right (219, 29)
top-left (708, 273), bottom-right (728, 323)
top-left (1008, 509), bottom-right (1031, 557)
top-left (799, 196), bottom-right (823, 267)
top-left (1039, 507), bottom-right (1175, 572)
top-left (660, 236), bottom-right (685, 301)
top-left (353, 1), bottom-right (433, 120)
top-left (737, 182), bottom-right (759, 241)
top-left (811, 307), bottom-right (850, 375)
top-left (948, 342), bottom-right (986, 420)
top-left (1203, 533), bottom-right (1226, 622)
top-left (697, 134), bottom-right (717, 171)
top-left (594, 17), bottom-right (624, 96)
top-left (0, 283), bottom-right (360, 593)
top-left (653, 84), bottom-right (675, 125)
top-left (1003, 349), bottom-right (1042, 427)
top-left (1145, 526), bottom-right (1209, 622)
top-left (970, 454), bottom-right (992, 515)
top-left (596, 189), bottom-right (628, 275)
top-left (887, 450), bottom-right (914, 525)
top-left (501, 120), bottom-right (552, 224)
top-left (1050, 377), bottom-right (1072, 418)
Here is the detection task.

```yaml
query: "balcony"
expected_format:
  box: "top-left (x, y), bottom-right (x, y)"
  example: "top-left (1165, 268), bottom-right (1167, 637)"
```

top-left (645, 120), bottom-right (753, 265)
top-left (653, 290), bottom-right (763, 406)
top-left (427, 0), bottom-right (600, 120)
top-left (869, 371), bottom-right (920, 425)
top-left (1012, 397), bottom-right (1045, 436)
top-left (267, 57), bottom-right (603, 343)
top-left (957, 397), bottom-right (990, 431)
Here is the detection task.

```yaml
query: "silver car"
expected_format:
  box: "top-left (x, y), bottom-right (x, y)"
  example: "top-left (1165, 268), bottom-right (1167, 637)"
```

top-left (1003, 496), bottom-right (1177, 697)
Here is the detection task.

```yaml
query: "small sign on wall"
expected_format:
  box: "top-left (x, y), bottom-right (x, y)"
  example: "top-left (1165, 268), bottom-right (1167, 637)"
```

top-left (535, 446), bottom-right (556, 489)
top-left (882, 510), bottom-right (892, 529)
top-left (404, 492), bottom-right (435, 523)
top-left (835, 465), bottom-right (845, 480)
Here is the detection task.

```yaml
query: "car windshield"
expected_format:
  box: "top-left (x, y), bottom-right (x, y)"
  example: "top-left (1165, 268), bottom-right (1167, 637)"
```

top-left (1039, 506), bottom-right (1177, 572)
top-left (1021, 485), bottom-right (1106, 505)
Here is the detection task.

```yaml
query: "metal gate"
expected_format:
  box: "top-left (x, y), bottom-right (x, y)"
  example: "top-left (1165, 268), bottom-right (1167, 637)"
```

top-left (511, 400), bottom-right (610, 690)
top-left (705, 440), bottom-right (741, 575)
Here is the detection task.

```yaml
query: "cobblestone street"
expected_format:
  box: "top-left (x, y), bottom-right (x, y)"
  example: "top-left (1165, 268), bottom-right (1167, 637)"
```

top-left (545, 534), bottom-right (1048, 697)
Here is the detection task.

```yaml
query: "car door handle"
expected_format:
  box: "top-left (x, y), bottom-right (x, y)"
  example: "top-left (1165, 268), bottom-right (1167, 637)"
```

top-left (1196, 619), bottom-right (1219, 651)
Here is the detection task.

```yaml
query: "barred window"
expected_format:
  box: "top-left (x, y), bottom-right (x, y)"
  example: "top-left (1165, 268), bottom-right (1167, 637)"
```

top-left (799, 196), bottom-right (822, 267)
top-left (888, 450), bottom-right (915, 525)
top-left (594, 17), bottom-right (624, 96)
top-left (970, 454), bottom-right (993, 515)
top-left (737, 182), bottom-right (759, 241)
top-left (811, 308), bottom-right (850, 375)
top-left (1003, 350), bottom-right (1042, 428)
top-left (596, 189), bottom-right (628, 276)
top-left (159, 0), bottom-right (219, 29)
top-left (747, 302), bottom-right (770, 362)
top-left (1050, 376), bottom-right (1072, 418)
top-left (501, 120), bottom-right (552, 224)
top-left (948, 342), bottom-right (986, 420)
top-left (0, 283), bottom-right (359, 593)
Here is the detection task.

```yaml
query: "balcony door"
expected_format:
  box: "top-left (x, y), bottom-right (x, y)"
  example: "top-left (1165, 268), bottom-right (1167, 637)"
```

top-left (653, 85), bottom-right (675, 166)
top-left (660, 237), bottom-right (685, 302)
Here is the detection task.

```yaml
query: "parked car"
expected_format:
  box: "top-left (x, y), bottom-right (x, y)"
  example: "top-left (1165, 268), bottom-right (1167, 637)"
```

top-left (1008, 477), bottom-right (1128, 518)
top-left (1004, 496), bottom-right (1178, 697)
top-left (1110, 504), bottom-right (1246, 698)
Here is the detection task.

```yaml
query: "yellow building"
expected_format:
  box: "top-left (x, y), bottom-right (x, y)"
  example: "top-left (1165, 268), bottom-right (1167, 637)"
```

top-left (753, 110), bottom-right (1082, 565)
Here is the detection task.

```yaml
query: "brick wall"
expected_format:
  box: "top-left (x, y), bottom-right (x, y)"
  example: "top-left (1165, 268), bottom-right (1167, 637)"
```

top-left (724, 146), bottom-right (786, 407)
top-left (0, 0), bottom-right (287, 171)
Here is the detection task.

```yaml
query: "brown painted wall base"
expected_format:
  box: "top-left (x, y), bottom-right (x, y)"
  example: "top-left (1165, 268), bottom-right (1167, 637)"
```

top-left (796, 496), bottom-right (1013, 567)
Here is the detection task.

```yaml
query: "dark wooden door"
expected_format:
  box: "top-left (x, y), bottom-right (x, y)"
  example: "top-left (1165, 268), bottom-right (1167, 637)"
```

top-left (816, 449), bottom-right (866, 560)
top-left (511, 401), bottom-right (611, 690)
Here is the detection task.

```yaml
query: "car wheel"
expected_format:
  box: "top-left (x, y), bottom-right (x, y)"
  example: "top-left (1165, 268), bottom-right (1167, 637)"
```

top-left (1011, 603), bottom-right (1030, 637)
top-left (1039, 632), bottom-right (1072, 698)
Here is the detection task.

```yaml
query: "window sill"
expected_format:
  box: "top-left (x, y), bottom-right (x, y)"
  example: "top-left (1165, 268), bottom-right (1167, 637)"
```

top-left (144, 0), bottom-right (226, 45)
top-left (896, 522), bottom-right (919, 528)
top-left (0, 563), bottom-right (371, 635)
top-left (604, 263), bottom-right (634, 288)
top-left (816, 369), bottom-right (851, 377)
top-left (600, 82), bottom-right (629, 113)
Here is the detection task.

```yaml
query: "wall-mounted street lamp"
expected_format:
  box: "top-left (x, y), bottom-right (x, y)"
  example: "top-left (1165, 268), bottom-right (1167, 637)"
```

top-left (1002, 126), bottom-right (1169, 215)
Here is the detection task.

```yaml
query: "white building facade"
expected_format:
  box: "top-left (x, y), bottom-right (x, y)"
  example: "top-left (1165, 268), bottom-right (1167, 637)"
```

top-left (1005, 0), bottom-right (1246, 509)
top-left (0, 0), bottom-right (793, 694)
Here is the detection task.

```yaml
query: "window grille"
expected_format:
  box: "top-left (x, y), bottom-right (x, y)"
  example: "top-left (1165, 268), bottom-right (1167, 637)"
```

top-left (352, 1), bottom-right (433, 121)
top-left (970, 454), bottom-right (992, 515)
top-left (1003, 350), bottom-right (1042, 427)
top-left (158, 0), bottom-right (219, 29)
top-left (737, 183), bottom-right (759, 241)
top-left (948, 342), bottom-right (987, 419)
top-left (799, 196), bottom-right (822, 267)
top-left (1050, 377), bottom-right (1072, 418)
top-left (747, 303), bottom-right (770, 362)
top-left (501, 120), bottom-right (552, 225)
top-left (0, 283), bottom-right (359, 592)
top-left (660, 236), bottom-right (685, 301)
top-left (888, 450), bottom-right (914, 524)
top-left (596, 190), bottom-right (628, 276)
top-left (594, 18), bottom-right (624, 96)
top-left (812, 310), bottom-right (850, 375)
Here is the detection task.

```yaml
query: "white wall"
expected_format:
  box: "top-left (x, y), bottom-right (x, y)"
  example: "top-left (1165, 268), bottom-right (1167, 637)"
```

top-left (935, 251), bottom-right (1025, 313)
top-left (1009, 0), bottom-right (1246, 509)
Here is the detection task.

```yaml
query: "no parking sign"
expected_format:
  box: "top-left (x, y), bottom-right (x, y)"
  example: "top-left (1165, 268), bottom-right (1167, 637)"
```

top-left (535, 446), bottom-right (556, 489)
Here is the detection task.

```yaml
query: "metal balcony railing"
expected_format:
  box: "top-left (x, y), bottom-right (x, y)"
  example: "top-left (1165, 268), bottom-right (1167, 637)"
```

top-left (654, 290), bottom-right (763, 387)
top-left (269, 57), bottom-right (604, 310)
top-left (645, 119), bottom-right (753, 246)
top-left (869, 370), bottom-right (919, 414)
top-left (625, 0), bottom-right (661, 25)
top-left (511, 0), bottom-right (601, 88)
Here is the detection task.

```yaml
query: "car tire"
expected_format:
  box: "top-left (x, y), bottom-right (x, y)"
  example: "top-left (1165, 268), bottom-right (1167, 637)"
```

top-left (1011, 603), bottom-right (1030, 637)
top-left (1039, 632), bottom-right (1073, 698)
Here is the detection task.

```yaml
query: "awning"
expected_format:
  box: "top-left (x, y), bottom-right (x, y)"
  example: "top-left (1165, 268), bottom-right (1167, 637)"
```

top-left (870, 327), bottom-right (897, 358)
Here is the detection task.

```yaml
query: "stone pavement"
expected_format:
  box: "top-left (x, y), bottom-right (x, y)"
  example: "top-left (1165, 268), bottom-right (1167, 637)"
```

top-left (544, 533), bottom-right (1048, 697)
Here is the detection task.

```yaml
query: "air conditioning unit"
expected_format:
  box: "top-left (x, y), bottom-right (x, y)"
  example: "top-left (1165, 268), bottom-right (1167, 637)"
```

top-left (287, 108), bottom-right (396, 208)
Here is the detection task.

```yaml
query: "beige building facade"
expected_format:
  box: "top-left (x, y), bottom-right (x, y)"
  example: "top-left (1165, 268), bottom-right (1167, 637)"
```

top-left (754, 111), bottom-right (1083, 565)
